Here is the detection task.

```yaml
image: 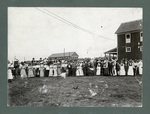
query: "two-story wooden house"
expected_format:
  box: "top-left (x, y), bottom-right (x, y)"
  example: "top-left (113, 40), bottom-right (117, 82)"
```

top-left (115, 19), bottom-right (143, 61)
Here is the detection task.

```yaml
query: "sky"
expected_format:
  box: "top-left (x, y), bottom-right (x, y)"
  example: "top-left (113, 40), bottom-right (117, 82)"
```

top-left (8, 7), bottom-right (142, 62)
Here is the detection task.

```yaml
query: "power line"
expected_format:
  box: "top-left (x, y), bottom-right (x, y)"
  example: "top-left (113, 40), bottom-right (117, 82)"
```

top-left (35, 8), bottom-right (94, 35)
top-left (44, 8), bottom-right (94, 35)
top-left (44, 8), bottom-right (115, 41)
top-left (35, 8), bottom-right (115, 41)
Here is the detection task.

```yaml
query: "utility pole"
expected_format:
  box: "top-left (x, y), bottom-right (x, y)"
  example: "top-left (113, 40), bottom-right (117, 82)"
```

top-left (64, 48), bottom-right (65, 60)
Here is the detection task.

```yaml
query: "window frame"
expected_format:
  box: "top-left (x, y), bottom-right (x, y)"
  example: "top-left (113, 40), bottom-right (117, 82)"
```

top-left (140, 46), bottom-right (143, 51)
top-left (126, 47), bottom-right (131, 52)
top-left (125, 33), bottom-right (131, 43)
top-left (140, 31), bottom-right (143, 42)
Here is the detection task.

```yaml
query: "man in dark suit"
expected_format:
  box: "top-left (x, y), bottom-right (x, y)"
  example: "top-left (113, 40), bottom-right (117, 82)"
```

top-left (93, 59), bottom-right (98, 75)
top-left (100, 60), bottom-right (104, 76)
top-left (108, 59), bottom-right (112, 76)
top-left (116, 60), bottom-right (120, 76)
top-left (82, 61), bottom-right (88, 76)
top-left (124, 58), bottom-right (129, 76)
top-left (67, 62), bottom-right (72, 76)
top-left (72, 61), bottom-right (77, 76)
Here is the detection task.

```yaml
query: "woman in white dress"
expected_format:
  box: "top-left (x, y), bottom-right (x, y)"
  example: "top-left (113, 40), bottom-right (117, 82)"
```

top-left (139, 60), bottom-right (143, 75)
top-left (79, 62), bottom-right (84, 76)
top-left (96, 62), bottom-right (101, 76)
top-left (20, 63), bottom-right (27, 78)
top-left (28, 64), bottom-right (34, 78)
top-left (39, 64), bottom-right (45, 77)
top-left (111, 60), bottom-right (116, 76)
top-left (49, 64), bottom-right (54, 76)
top-left (128, 60), bottom-right (134, 76)
top-left (120, 62), bottom-right (125, 76)
top-left (53, 64), bottom-right (58, 77)
top-left (8, 63), bottom-right (13, 82)
top-left (76, 63), bottom-right (80, 76)
top-left (57, 62), bottom-right (61, 76)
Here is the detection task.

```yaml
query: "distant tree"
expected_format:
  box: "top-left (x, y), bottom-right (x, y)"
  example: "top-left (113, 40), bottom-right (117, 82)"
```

top-left (84, 58), bottom-right (91, 62)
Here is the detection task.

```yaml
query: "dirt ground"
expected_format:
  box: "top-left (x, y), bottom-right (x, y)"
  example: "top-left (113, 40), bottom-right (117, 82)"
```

top-left (8, 75), bottom-right (142, 107)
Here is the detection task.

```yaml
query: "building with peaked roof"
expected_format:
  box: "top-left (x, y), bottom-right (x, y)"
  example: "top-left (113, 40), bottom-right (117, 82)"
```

top-left (115, 19), bottom-right (143, 61)
top-left (49, 52), bottom-right (79, 61)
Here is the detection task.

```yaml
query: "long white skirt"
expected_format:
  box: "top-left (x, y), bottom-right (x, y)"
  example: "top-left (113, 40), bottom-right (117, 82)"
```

top-left (20, 69), bottom-right (27, 78)
top-left (120, 66), bottom-right (125, 75)
top-left (49, 68), bottom-right (53, 76)
top-left (128, 66), bottom-right (133, 76)
top-left (79, 67), bottom-right (84, 76)
top-left (53, 69), bottom-right (57, 76)
top-left (40, 69), bottom-right (44, 77)
top-left (28, 69), bottom-right (34, 77)
top-left (76, 68), bottom-right (80, 76)
top-left (96, 67), bottom-right (101, 75)
top-left (8, 69), bottom-right (13, 79)
top-left (139, 65), bottom-right (143, 75)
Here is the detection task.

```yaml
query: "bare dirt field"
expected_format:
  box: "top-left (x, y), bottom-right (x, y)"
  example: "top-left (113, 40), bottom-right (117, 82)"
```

top-left (8, 75), bottom-right (142, 107)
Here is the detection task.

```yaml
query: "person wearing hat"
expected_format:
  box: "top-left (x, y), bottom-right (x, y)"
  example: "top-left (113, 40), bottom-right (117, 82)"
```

top-left (67, 62), bottom-right (72, 76)
top-left (115, 60), bottom-right (120, 76)
top-left (78, 61), bottom-right (84, 76)
top-left (138, 60), bottom-right (143, 75)
top-left (83, 61), bottom-right (88, 76)
top-left (128, 59), bottom-right (134, 76)
top-left (100, 59), bottom-right (104, 76)
top-left (57, 61), bottom-right (61, 76)
top-left (44, 63), bottom-right (49, 77)
top-left (20, 62), bottom-right (27, 78)
top-left (93, 59), bottom-right (98, 75)
top-left (124, 58), bottom-right (129, 76)
top-left (8, 62), bottom-right (13, 82)
top-left (133, 59), bottom-right (138, 76)
top-left (35, 65), bottom-right (40, 77)
top-left (39, 63), bottom-right (45, 77)
top-left (108, 59), bottom-right (112, 76)
top-left (76, 62), bottom-right (80, 76)
top-left (71, 61), bottom-right (77, 76)
top-left (120, 60), bottom-right (125, 76)
top-left (28, 63), bottom-right (34, 78)
top-left (96, 61), bottom-right (101, 76)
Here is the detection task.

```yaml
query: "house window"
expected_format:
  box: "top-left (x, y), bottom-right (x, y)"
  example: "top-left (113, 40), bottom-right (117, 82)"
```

top-left (140, 32), bottom-right (143, 42)
top-left (126, 47), bottom-right (131, 52)
top-left (140, 46), bottom-right (143, 51)
top-left (125, 33), bottom-right (131, 43)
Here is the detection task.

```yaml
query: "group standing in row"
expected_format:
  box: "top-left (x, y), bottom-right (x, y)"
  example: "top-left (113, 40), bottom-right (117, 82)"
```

top-left (8, 58), bottom-right (143, 82)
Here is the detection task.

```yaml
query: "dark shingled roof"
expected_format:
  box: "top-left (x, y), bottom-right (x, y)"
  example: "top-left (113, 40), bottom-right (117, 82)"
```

top-left (50, 52), bottom-right (78, 58)
top-left (115, 19), bottom-right (142, 34)
top-left (104, 47), bottom-right (117, 54)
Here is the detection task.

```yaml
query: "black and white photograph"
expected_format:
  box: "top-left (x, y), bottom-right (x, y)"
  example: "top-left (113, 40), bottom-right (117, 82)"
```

top-left (7, 7), bottom-right (143, 107)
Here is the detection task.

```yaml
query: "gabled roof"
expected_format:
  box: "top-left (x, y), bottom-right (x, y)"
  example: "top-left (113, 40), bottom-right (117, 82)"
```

top-left (115, 19), bottom-right (142, 34)
top-left (104, 47), bottom-right (117, 54)
top-left (50, 52), bottom-right (78, 58)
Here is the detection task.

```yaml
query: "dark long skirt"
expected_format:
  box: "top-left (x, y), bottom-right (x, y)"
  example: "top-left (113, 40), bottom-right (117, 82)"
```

top-left (45, 70), bottom-right (49, 77)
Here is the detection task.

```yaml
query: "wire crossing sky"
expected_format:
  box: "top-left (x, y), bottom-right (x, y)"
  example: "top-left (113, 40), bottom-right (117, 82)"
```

top-left (37, 8), bottom-right (115, 41)
top-left (8, 7), bottom-right (142, 62)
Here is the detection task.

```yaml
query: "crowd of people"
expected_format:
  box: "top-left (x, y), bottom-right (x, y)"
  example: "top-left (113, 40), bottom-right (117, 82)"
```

top-left (7, 57), bottom-right (143, 82)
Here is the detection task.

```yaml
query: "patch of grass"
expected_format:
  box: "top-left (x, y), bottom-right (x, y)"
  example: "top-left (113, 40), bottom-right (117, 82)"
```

top-left (8, 76), bottom-right (142, 107)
